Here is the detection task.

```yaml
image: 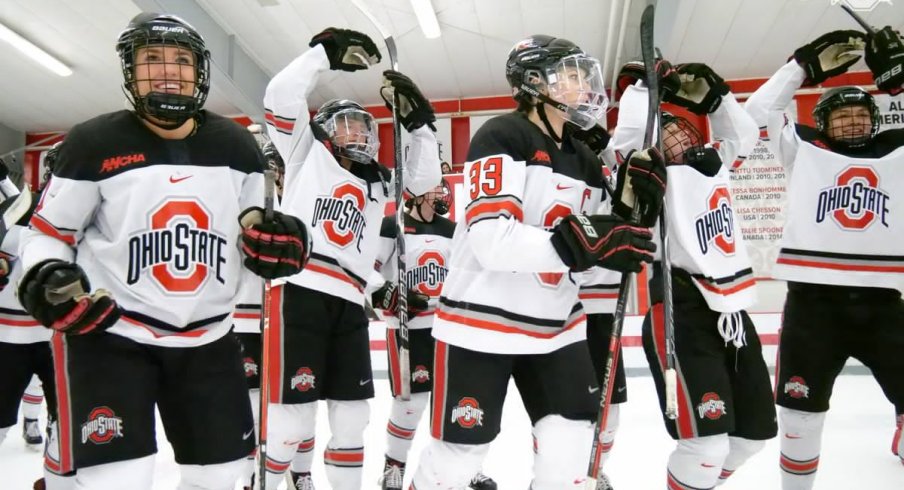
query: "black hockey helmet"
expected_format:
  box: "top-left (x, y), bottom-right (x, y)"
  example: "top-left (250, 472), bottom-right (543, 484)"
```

top-left (505, 35), bottom-right (608, 130)
top-left (116, 12), bottom-right (211, 129)
top-left (313, 99), bottom-right (380, 164)
top-left (661, 112), bottom-right (704, 164)
top-left (812, 86), bottom-right (879, 148)
top-left (407, 178), bottom-right (452, 217)
top-left (42, 141), bottom-right (63, 186)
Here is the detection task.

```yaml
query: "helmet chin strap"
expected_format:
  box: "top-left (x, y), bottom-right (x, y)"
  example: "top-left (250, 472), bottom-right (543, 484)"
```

top-left (536, 103), bottom-right (562, 143)
top-left (519, 83), bottom-right (570, 143)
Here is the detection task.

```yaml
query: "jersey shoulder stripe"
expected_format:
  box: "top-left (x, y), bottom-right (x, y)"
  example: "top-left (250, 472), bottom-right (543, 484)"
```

top-left (464, 195), bottom-right (523, 227)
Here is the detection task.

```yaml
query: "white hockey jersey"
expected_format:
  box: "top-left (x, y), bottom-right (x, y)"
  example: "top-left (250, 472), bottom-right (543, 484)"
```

top-left (19, 111), bottom-right (266, 348)
top-left (745, 61), bottom-right (904, 290)
top-left (369, 213), bottom-right (455, 330)
top-left (432, 112), bottom-right (608, 355)
top-left (618, 84), bottom-right (759, 311)
top-left (264, 45), bottom-right (441, 306)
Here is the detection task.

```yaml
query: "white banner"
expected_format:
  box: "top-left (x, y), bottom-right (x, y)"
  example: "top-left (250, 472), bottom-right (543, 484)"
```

top-left (876, 92), bottom-right (904, 130)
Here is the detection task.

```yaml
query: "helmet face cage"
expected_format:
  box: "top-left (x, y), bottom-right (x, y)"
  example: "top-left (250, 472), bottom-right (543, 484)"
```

top-left (117, 14), bottom-right (211, 128)
top-left (661, 114), bottom-right (704, 164)
top-left (813, 88), bottom-right (879, 148)
top-left (318, 107), bottom-right (380, 164)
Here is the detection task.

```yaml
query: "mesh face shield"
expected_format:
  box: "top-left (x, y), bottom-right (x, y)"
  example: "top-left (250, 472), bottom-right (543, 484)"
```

top-left (661, 115), bottom-right (704, 163)
top-left (322, 108), bottom-right (380, 164)
top-left (426, 179), bottom-right (452, 215)
top-left (541, 54), bottom-right (609, 129)
top-left (822, 105), bottom-right (878, 148)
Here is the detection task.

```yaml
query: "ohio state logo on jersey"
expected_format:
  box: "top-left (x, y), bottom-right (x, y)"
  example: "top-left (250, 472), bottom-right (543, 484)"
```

top-left (312, 182), bottom-right (368, 252)
top-left (243, 357), bottom-right (258, 378)
top-left (450, 397), bottom-right (485, 429)
top-left (408, 251), bottom-right (447, 297)
top-left (784, 376), bottom-right (810, 399)
top-left (697, 392), bottom-right (727, 420)
top-left (80, 407), bottom-right (124, 445)
top-left (816, 166), bottom-right (890, 230)
top-left (291, 367), bottom-right (316, 392)
top-left (411, 365), bottom-right (430, 384)
top-left (127, 200), bottom-right (228, 294)
top-left (695, 186), bottom-right (735, 256)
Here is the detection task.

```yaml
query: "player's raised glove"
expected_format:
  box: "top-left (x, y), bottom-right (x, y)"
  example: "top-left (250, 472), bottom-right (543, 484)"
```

top-left (665, 63), bottom-right (730, 115)
top-left (550, 214), bottom-right (656, 273)
top-left (371, 281), bottom-right (430, 316)
top-left (793, 30), bottom-right (866, 86)
top-left (865, 26), bottom-right (904, 95)
top-left (239, 208), bottom-right (310, 279)
top-left (381, 70), bottom-right (437, 132)
top-left (615, 60), bottom-right (680, 101)
top-left (571, 123), bottom-right (610, 155)
top-left (309, 27), bottom-right (382, 72)
top-left (670, 146), bottom-right (723, 177)
top-left (18, 260), bottom-right (121, 335)
top-left (613, 148), bottom-right (667, 227)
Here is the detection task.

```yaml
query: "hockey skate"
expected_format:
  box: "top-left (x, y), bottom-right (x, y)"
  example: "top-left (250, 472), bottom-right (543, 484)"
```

top-left (469, 472), bottom-right (497, 490)
top-left (22, 418), bottom-right (43, 450)
top-left (378, 457), bottom-right (405, 490)
top-left (289, 471), bottom-right (315, 490)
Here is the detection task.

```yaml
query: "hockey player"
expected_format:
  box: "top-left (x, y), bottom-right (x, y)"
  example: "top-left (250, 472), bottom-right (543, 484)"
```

top-left (262, 27), bottom-right (441, 490)
top-left (409, 34), bottom-right (665, 489)
top-left (370, 181), bottom-right (496, 490)
top-left (17, 12), bottom-right (309, 490)
top-left (617, 61), bottom-right (778, 489)
top-left (745, 29), bottom-right (904, 490)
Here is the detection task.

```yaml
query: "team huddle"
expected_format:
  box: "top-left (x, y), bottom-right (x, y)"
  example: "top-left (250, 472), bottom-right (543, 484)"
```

top-left (0, 8), bottom-right (902, 490)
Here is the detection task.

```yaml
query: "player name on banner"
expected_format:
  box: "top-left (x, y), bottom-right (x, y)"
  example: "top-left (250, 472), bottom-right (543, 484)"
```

top-left (729, 140), bottom-right (788, 278)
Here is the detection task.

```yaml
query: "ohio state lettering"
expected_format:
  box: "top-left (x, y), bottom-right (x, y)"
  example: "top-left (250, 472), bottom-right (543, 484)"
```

top-left (312, 183), bottom-right (367, 252)
top-left (816, 166), bottom-right (890, 230)
top-left (697, 392), bottom-right (727, 420)
top-left (784, 376), bottom-right (810, 399)
top-left (695, 186), bottom-right (735, 255)
top-left (411, 365), bottom-right (430, 383)
top-left (408, 251), bottom-right (447, 296)
top-left (450, 397), bottom-right (485, 429)
top-left (127, 200), bottom-right (228, 293)
top-left (80, 407), bottom-right (124, 445)
top-left (291, 367), bottom-right (316, 392)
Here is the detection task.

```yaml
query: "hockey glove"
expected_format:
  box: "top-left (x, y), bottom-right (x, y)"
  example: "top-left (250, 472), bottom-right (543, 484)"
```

top-left (681, 146), bottom-right (723, 177)
top-left (381, 70), bottom-right (437, 132)
top-left (615, 60), bottom-right (680, 101)
top-left (612, 149), bottom-right (667, 228)
top-left (571, 123), bottom-right (610, 155)
top-left (239, 208), bottom-right (311, 279)
top-left (865, 26), bottom-right (904, 95)
top-left (793, 30), bottom-right (866, 86)
top-left (665, 63), bottom-right (730, 115)
top-left (0, 256), bottom-right (10, 292)
top-left (550, 214), bottom-right (656, 273)
top-left (18, 260), bottom-right (121, 335)
top-left (309, 27), bottom-right (382, 72)
top-left (371, 281), bottom-right (430, 316)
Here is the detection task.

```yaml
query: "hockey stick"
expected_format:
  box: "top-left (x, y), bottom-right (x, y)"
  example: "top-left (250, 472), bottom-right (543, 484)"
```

top-left (257, 169), bottom-right (276, 490)
top-left (585, 5), bottom-right (657, 488)
top-left (840, 3), bottom-right (878, 35)
top-left (0, 190), bottom-right (32, 246)
top-left (352, 0), bottom-right (412, 401)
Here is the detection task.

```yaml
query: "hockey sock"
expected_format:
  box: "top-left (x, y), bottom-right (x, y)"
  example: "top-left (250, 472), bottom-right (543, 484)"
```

top-left (597, 404), bottom-right (621, 471)
top-left (0, 426), bottom-right (9, 446)
top-left (531, 415), bottom-right (595, 490)
top-left (779, 407), bottom-right (826, 490)
top-left (410, 440), bottom-right (490, 488)
top-left (666, 435), bottom-right (729, 490)
top-left (22, 379), bottom-right (44, 420)
top-left (267, 402), bottom-right (317, 490)
top-left (178, 458), bottom-right (245, 490)
top-left (385, 392), bottom-right (429, 462)
top-left (716, 436), bottom-right (765, 485)
top-left (323, 399), bottom-right (369, 490)
top-left (75, 455), bottom-right (155, 490)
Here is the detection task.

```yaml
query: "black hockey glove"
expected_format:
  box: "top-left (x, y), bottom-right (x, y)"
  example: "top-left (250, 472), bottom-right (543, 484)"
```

top-left (665, 63), bottom-right (730, 115)
top-left (793, 30), bottom-right (866, 86)
top-left (612, 149), bottom-right (667, 228)
top-left (550, 214), bottom-right (656, 273)
top-left (239, 208), bottom-right (311, 279)
top-left (371, 281), bottom-right (430, 316)
top-left (309, 27), bottom-right (382, 72)
top-left (615, 60), bottom-right (680, 101)
top-left (865, 26), bottom-right (904, 95)
top-left (571, 123), bottom-right (611, 155)
top-left (381, 70), bottom-right (437, 132)
top-left (18, 260), bottom-right (121, 335)
top-left (681, 146), bottom-right (723, 177)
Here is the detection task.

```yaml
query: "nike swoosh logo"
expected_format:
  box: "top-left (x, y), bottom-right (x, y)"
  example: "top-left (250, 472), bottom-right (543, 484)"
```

top-left (169, 175), bottom-right (193, 183)
top-left (242, 429), bottom-right (254, 440)
top-left (701, 463), bottom-right (716, 468)
top-left (556, 184), bottom-right (573, 190)
top-left (784, 433), bottom-right (802, 439)
top-left (359, 379), bottom-right (372, 386)
top-left (588, 386), bottom-right (600, 394)
top-left (618, 386), bottom-right (627, 393)
top-left (425, 239), bottom-right (435, 243)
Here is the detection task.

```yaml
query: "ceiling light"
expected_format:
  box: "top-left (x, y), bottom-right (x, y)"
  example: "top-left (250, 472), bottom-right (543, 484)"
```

top-left (0, 22), bottom-right (72, 77)
top-left (409, 0), bottom-right (441, 39)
